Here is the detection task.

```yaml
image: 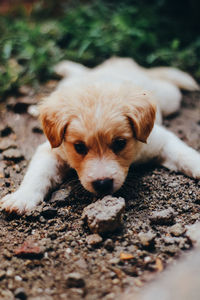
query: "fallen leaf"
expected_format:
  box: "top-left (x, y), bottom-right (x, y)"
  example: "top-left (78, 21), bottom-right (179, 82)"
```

top-left (120, 252), bottom-right (134, 260)
top-left (155, 257), bottom-right (163, 272)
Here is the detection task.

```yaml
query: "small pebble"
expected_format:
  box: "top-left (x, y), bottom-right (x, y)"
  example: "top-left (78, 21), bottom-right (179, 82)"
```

top-left (0, 270), bottom-right (6, 280)
top-left (41, 207), bottom-right (57, 219)
top-left (86, 234), bottom-right (103, 246)
top-left (3, 148), bottom-right (24, 162)
top-left (138, 231), bottom-right (156, 248)
top-left (170, 223), bottom-right (186, 237)
top-left (150, 208), bottom-right (176, 225)
top-left (0, 124), bottom-right (13, 137)
top-left (0, 138), bottom-right (17, 151)
top-left (14, 287), bottom-right (27, 300)
top-left (104, 239), bottom-right (114, 251)
top-left (65, 272), bottom-right (85, 288)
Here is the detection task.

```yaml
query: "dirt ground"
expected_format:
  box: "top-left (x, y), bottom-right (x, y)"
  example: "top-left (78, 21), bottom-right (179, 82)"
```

top-left (0, 83), bottom-right (199, 300)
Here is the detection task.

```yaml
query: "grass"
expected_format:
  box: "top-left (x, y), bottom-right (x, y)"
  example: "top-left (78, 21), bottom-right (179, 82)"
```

top-left (0, 0), bottom-right (199, 98)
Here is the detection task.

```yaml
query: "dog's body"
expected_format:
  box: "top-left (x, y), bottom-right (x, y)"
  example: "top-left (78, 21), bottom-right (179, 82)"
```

top-left (1, 57), bottom-right (200, 213)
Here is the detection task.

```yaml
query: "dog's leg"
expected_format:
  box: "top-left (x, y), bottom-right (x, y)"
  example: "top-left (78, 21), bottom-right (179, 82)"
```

top-left (140, 125), bottom-right (200, 179)
top-left (0, 142), bottom-right (65, 214)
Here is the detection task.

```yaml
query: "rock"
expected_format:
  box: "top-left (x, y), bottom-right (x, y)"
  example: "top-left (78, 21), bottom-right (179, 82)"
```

top-left (0, 124), bottom-right (13, 137)
top-left (3, 249), bottom-right (12, 259)
top-left (14, 287), bottom-right (27, 300)
top-left (150, 208), bottom-right (175, 225)
top-left (122, 265), bottom-right (138, 276)
top-left (65, 272), bottom-right (85, 288)
top-left (109, 257), bottom-right (120, 265)
top-left (170, 223), bottom-right (186, 237)
top-left (50, 189), bottom-right (70, 207)
top-left (32, 125), bottom-right (43, 134)
top-left (104, 239), bottom-right (114, 251)
top-left (138, 231), bottom-right (156, 248)
top-left (163, 236), bottom-right (176, 245)
top-left (86, 234), bottom-right (102, 246)
top-left (3, 148), bottom-right (24, 162)
top-left (7, 96), bottom-right (36, 113)
top-left (28, 105), bottom-right (39, 118)
top-left (161, 244), bottom-right (180, 255)
top-left (0, 270), bottom-right (6, 280)
top-left (0, 138), bottom-right (17, 151)
top-left (14, 241), bottom-right (44, 259)
top-left (18, 85), bottom-right (33, 95)
top-left (41, 207), bottom-right (57, 219)
top-left (82, 196), bottom-right (125, 234)
top-left (186, 222), bottom-right (200, 246)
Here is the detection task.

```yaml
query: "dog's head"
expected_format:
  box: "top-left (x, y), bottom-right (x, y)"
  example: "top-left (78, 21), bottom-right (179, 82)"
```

top-left (40, 82), bottom-right (156, 195)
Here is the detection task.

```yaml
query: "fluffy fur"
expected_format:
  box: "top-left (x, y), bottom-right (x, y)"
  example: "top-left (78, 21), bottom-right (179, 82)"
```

top-left (1, 57), bottom-right (200, 213)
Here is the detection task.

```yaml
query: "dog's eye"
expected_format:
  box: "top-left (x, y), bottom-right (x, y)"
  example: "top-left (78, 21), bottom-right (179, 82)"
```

top-left (74, 141), bottom-right (88, 155)
top-left (111, 138), bottom-right (127, 153)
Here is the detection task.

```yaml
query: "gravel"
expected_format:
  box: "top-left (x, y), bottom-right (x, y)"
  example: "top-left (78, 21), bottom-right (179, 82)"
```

top-left (0, 88), bottom-right (200, 300)
top-left (65, 272), bottom-right (85, 288)
top-left (86, 234), bottom-right (103, 246)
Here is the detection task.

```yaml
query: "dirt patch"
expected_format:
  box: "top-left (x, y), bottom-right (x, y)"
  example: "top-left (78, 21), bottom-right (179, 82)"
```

top-left (0, 87), bottom-right (199, 300)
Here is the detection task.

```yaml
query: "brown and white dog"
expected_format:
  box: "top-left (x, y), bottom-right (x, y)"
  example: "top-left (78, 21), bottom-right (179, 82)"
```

top-left (1, 57), bottom-right (200, 213)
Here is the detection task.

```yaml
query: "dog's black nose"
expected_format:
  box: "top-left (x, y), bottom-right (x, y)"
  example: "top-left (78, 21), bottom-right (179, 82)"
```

top-left (92, 178), bottom-right (113, 195)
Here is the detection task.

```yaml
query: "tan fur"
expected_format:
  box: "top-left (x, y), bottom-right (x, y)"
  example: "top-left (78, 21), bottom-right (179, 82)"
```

top-left (39, 82), bottom-right (156, 193)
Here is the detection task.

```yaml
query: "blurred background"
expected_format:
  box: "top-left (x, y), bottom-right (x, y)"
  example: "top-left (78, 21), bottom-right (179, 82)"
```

top-left (0, 0), bottom-right (200, 98)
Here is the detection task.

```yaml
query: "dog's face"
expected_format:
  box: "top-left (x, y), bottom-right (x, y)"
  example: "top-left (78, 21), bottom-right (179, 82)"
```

top-left (40, 82), bottom-right (156, 195)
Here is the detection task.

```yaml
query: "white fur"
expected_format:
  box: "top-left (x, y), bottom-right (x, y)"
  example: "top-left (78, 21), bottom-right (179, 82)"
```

top-left (0, 142), bottom-right (64, 213)
top-left (1, 57), bottom-right (199, 213)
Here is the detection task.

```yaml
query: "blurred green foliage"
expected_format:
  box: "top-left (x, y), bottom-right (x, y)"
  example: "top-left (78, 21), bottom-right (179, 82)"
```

top-left (0, 0), bottom-right (200, 97)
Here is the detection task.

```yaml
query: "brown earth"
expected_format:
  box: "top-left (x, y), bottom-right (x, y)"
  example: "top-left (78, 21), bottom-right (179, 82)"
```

top-left (0, 84), bottom-right (199, 300)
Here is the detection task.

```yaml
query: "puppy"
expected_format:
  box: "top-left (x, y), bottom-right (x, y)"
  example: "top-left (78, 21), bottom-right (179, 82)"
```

top-left (1, 57), bottom-right (200, 213)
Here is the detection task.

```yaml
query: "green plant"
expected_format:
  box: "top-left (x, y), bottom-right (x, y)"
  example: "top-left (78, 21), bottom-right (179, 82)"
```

top-left (0, 0), bottom-right (199, 98)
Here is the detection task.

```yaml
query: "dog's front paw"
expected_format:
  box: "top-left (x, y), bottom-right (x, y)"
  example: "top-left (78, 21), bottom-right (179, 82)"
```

top-left (0, 190), bottom-right (41, 214)
top-left (183, 153), bottom-right (200, 180)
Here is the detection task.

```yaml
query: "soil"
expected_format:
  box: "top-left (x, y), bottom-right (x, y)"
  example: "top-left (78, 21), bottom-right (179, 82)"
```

top-left (0, 83), bottom-right (199, 300)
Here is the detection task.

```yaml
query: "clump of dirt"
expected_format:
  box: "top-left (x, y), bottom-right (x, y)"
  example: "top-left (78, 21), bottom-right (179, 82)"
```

top-left (0, 86), bottom-right (199, 300)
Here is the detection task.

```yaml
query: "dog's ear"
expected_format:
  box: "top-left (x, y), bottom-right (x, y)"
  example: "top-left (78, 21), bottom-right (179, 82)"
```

top-left (39, 93), bottom-right (68, 148)
top-left (125, 91), bottom-right (156, 143)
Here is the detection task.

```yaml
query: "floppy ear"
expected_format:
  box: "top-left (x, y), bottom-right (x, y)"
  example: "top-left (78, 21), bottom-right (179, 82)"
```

top-left (39, 93), bottom-right (68, 148)
top-left (125, 90), bottom-right (156, 143)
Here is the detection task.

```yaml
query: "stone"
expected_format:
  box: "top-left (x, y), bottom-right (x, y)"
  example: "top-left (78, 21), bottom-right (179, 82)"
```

top-left (50, 188), bottom-right (70, 207)
top-left (0, 270), bottom-right (6, 280)
top-left (138, 231), bottom-right (156, 248)
top-left (86, 234), bottom-right (103, 246)
top-left (186, 222), bottom-right (200, 246)
top-left (150, 208), bottom-right (176, 225)
top-left (0, 124), bottom-right (13, 137)
top-left (14, 241), bottom-right (44, 259)
top-left (161, 244), bottom-right (180, 255)
top-left (18, 85), bottom-right (33, 95)
top-left (0, 138), bottom-right (17, 151)
top-left (82, 196), bottom-right (125, 234)
top-left (170, 223), bottom-right (186, 237)
top-left (14, 287), bottom-right (27, 300)
top-left (41, 207), bottom-right (57, 219)
top-left (28, 105), bottom-right (39, 118)
top-left (3, 148), bottom-right (24, 162)
top-left (65, 272), bottom-right (85, 288)
top-left (104, 239), bottom-right (114, 251)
